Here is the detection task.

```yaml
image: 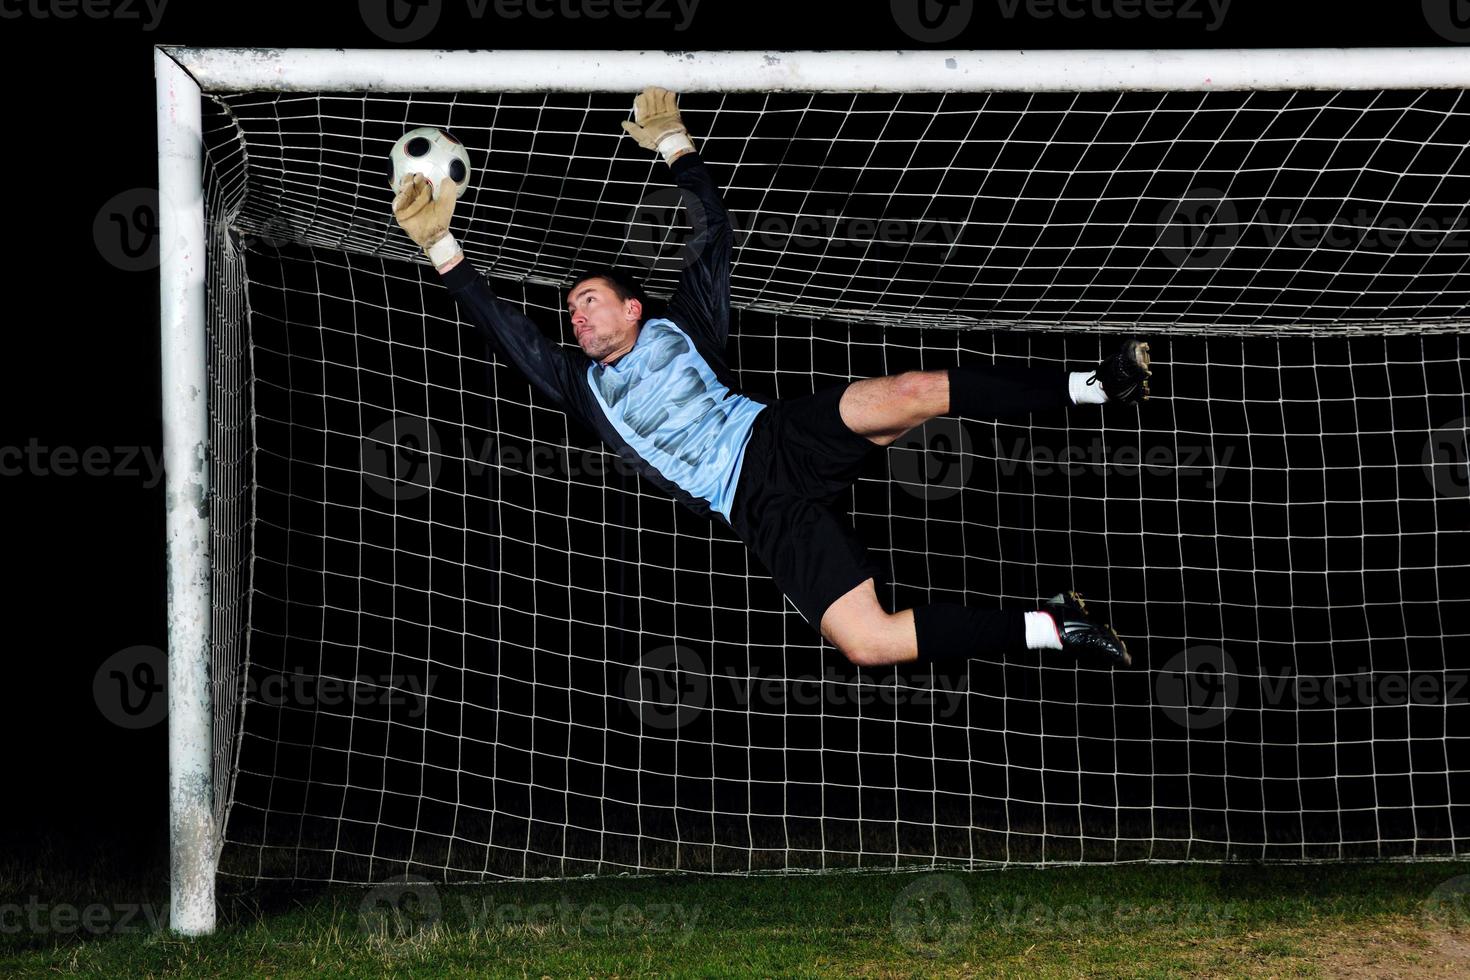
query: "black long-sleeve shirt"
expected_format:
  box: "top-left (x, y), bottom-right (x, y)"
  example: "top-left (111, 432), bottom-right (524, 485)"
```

top-left (439, 153), bottom-right (770, 527)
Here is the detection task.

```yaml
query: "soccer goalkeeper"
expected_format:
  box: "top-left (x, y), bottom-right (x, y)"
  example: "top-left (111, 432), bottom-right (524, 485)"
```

top-left (392, 87), bottom-right (1151, 669)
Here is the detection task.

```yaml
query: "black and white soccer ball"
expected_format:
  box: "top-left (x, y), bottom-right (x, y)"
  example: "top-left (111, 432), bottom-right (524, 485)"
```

top-left (389, 127), bottom-right (472, 201)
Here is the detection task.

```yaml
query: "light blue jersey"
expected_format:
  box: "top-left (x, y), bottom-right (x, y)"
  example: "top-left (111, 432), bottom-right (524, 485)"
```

top-left (586, 318), bottom-right (767, 521)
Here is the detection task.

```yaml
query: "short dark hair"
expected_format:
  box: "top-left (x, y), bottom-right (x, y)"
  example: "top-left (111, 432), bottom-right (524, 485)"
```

top-left (567, 266), bottom-right (659, 323)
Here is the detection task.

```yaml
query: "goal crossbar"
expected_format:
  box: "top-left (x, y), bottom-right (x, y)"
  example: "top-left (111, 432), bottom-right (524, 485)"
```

top-left (162, 46), bottom-right (1470, 93)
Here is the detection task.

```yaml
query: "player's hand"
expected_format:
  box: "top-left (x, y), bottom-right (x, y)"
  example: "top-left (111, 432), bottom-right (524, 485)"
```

top-left (621, 86), bottom-right (694, 162)
top-left (392, 174), bottom-right (458, 251)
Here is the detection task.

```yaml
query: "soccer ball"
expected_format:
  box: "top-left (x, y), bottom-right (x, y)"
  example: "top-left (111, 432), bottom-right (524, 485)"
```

top-left (389, 127), bottom-right (472, 201)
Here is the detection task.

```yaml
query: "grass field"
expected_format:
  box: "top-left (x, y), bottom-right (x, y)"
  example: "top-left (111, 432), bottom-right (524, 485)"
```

top-left (3, 854), bottom-right (1469, 977)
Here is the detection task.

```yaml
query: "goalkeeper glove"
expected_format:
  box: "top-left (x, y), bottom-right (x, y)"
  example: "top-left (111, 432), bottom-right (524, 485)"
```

top-left (621, 86), bottom-right (695, 165)
top-left (392, 174), bottom-right (462, 270)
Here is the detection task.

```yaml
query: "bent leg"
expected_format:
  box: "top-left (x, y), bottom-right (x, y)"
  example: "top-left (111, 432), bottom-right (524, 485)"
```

top-left (838, 371), bottom-right (950, 447)
top-left (838, 364), bottom-right (1073, 450)
top-left (821, 579), bottom-right (918, 665)
top-left (820, 578), bottom-right (1029, 668)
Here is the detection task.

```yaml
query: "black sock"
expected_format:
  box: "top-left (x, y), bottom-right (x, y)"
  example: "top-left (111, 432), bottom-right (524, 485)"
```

top-left (947, 364), bottom-right (1071, 419)
top-left (913, 604), bottom-right (1027, 663)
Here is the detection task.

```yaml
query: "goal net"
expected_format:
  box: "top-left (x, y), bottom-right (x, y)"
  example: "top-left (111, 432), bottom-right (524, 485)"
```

top-left (158, 48), bottom-right (1470, 933)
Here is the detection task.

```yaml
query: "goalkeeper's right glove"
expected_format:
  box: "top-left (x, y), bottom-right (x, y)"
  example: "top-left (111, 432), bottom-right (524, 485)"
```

top-left (392, 174), bottom-right (463, 271)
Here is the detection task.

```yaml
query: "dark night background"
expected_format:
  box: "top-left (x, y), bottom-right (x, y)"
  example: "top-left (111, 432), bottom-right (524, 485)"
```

top-left (2, 0), bottom-right (1465, 892)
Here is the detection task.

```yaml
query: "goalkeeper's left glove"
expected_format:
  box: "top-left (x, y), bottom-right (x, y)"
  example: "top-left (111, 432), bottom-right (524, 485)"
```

top-left (621, 86), bottom-right (695, 165)
top-left (392, 174), bottom-right (463, 271)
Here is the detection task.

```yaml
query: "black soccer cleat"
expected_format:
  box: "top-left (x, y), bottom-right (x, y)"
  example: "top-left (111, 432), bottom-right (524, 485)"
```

top-left (1042, 591), bottom-right (1131, 667)
top-left (1087, 338), bottom-right (1152, 404)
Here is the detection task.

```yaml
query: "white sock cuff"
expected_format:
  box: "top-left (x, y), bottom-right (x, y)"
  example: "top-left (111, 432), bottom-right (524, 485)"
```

top-left (426, 233), bottom-right (462, 271)
top-left (1025, 610), bottom-right (1064, 650)
top-left (658, 131), bottom-right (696, 164)
top-left (1069, 370), bottom-right (1108, 405)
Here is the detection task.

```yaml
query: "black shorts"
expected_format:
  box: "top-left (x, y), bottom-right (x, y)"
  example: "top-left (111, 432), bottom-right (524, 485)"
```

top-left (728, 382), bottom-right (887, 632)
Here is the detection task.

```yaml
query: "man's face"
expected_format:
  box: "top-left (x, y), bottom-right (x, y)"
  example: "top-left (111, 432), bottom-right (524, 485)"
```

top-left (567, 277), bottom-right (641, 363)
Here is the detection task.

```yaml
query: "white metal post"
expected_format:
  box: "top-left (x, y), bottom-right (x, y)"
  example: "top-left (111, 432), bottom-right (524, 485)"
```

top-left (165, 46), bottom-right (1470, 93)
top-left (155, 46), bottom-right (216, 937)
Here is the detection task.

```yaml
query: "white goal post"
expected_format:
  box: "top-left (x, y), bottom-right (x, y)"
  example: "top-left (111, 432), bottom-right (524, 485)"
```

top-left (156, 46), bottom-right (1470, 937)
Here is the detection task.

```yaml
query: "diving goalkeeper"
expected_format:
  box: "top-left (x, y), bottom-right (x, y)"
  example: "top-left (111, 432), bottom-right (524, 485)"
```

top-left (391, 87), bottom-right (1151, 669)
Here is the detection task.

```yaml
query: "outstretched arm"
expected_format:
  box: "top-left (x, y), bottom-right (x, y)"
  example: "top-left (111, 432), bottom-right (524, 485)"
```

top-left (393, 174), bottom-right (581, 411)
top-left (622, 87), bottom-right (734, 350)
